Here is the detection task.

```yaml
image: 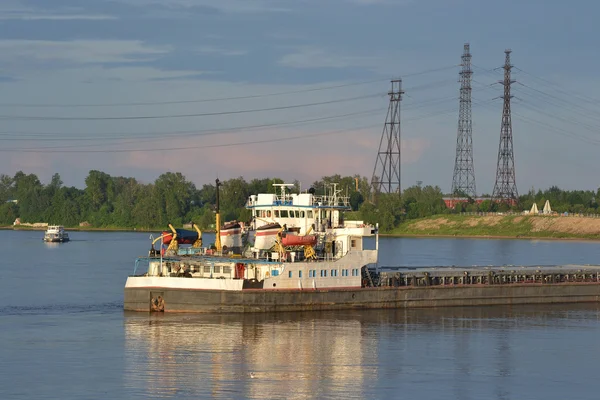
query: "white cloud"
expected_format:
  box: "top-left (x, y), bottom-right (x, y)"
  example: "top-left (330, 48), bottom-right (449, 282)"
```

top-left (0, 1), bottom-right (117, 20)
top-left (194, 46), bottom-right (248, 56)
top-left (0, 13), bottom-right (117, 21)
top-left (278, 46), bottom-right (380, 69)
top-left (114, 0), bottom-right (291, 13)
top-left (347, 0), bottom-right (413, 5)
top-left (0, 39), bottom-right (170, 65)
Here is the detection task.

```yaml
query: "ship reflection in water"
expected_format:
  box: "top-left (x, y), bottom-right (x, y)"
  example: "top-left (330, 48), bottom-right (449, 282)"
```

top-left (123, 305), bottom-right (600, 399)
top-left (123, 311), bottom-right (373, 399)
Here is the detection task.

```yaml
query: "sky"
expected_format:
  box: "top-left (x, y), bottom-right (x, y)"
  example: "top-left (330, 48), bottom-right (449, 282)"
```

top-left (0, 0), bottom-right (599, 194)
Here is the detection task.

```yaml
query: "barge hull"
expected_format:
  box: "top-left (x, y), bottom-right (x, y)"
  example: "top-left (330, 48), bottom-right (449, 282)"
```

top-left (124, 283), bottom-right (600, 313)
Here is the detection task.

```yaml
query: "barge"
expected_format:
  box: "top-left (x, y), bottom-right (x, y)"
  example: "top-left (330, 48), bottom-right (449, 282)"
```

top-left (124, 181), bottom-right (600, 313)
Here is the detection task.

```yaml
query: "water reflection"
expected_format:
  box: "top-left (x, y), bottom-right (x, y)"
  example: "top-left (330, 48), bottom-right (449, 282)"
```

top-left (123, 305), bottom-right (600, 399)
top-left (124, 312), bottom-right (371, 399)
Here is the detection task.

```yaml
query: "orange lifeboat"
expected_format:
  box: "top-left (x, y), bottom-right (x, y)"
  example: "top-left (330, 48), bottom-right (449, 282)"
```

top-left (281, 233), bottom-right (317, 247)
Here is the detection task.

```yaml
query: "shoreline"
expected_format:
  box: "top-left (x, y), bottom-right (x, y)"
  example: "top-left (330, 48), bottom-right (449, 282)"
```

top-left (3, 225), bottom-right (599, 241)
top-left (1, 226), bottom-right (217, 233)
top-left (380, 233), bottom-right (600, 242)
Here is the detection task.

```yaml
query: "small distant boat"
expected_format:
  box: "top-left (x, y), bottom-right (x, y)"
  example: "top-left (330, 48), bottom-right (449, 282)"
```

top-left (43, 225), bottom-right (69, 243)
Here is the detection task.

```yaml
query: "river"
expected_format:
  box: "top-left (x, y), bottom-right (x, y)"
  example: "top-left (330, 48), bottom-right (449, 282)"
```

top-left (1, 230), bottom-right (600, 399)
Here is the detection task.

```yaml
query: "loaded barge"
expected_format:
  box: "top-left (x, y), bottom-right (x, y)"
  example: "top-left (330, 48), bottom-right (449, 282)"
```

top-left (124, 182), bottom-right (600, 313)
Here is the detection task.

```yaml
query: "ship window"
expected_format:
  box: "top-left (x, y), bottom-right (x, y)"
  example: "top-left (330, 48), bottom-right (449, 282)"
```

top-left (331, 269), bottom-right (336, 277)
top-left (289, 210), bottom-right (296, 217)
top-left (281, 210), bottom-right (288, 218)
top-left (289, 271), bottom-right (293, 278)
top-left (204, 266), bottom-right (211, 273)
top-left (307, 211), bottom-right (313, 218)
top-left (299, 271), bottom-right (302, 278)
top-left (267, 210), bottom-right (272, 217)
top-left (299, 211), bottom-right (305, 218)
top-left (223, 266), bottom-right (231, 274)
top-left (351, 239), bottom-right (357, 248)
top-left (274, 210), bottom-right (279, 217)
top-left (214, 266), bottom-right (221, 273)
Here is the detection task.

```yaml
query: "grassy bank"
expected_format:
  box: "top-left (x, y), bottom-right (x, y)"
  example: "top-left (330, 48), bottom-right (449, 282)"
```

top-left (388, 215), bottom-right (600, 240)
top-left (3, 225), bottom-right (162, 232)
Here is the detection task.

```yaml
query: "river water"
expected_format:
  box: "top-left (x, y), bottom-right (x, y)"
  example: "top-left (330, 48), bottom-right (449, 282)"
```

top-left (1, 230), bottom-right (600, 399)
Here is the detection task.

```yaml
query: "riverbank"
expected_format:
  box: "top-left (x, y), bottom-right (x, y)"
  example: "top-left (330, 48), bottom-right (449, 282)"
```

top-left (387, 215), bottom-right (600, 240)
top-left (1, 225), bottom-right (160, 232)
top-left (1, 225), bottom-right (218, 233)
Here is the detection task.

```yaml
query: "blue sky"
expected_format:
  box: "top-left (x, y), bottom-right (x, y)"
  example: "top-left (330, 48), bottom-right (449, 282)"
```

top-left (0, 0), bottom-right (598, 194)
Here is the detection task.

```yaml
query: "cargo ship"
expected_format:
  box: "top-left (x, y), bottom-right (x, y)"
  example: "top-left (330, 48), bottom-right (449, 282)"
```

top-left (124, 181), bottom-right (600, 313)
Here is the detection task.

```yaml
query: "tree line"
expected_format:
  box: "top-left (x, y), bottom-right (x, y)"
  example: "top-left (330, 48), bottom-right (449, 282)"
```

top-left (0, 170), bottom-right (597, 232)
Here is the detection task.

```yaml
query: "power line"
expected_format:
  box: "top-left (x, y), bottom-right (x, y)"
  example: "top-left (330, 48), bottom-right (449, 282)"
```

top-left (0, 124), bottom-right (380, 153)
top-left (2, 110), bottom-right (383, 150)
top-left (0, 65), bottom-right (459, 108)
top-left (0, 93), bottom-right (384, 121)
top-left (514, 67), bottom-right (600, 104)
top-left (0, 107), bottom-right (386, 142)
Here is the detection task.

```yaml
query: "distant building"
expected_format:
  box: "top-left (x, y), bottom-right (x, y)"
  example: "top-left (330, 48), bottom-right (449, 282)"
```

top-left (443, 197), bottom-right (489, 209)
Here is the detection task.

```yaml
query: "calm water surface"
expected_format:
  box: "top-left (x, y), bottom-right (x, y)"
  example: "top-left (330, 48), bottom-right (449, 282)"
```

top-left (1, 230), bottom-right (600, 399)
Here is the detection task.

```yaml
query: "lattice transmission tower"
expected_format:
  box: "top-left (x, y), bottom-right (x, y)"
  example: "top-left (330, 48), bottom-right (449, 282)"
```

top-left (371, 79), bottom-right (404, 196)
top-left (451, 43), bottom-right (476, 198)
top-left (492, 49), bottom-right (518, 204)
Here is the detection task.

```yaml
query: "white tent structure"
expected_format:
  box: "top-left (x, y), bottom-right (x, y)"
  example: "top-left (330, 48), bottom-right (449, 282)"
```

top-left (543, 200), bottom-right (552, 214)
top-left (530, 202), bottom-right (539, 214)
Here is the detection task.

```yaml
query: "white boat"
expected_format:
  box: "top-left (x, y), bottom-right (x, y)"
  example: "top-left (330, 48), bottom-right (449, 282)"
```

top-left (43, 225), bottom-right (70, 243)
top-left (124, 181), bottom-right (379, 312)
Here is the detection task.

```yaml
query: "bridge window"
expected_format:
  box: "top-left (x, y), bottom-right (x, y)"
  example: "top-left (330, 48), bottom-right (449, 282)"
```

top-left (299, 211), bottom-right (305, 218)
top-left (299, 271), bottom-right (303, 278)
top-left (307, 211), bottom-right (313, 218)
top-left (289, 271), bottom-right (293, 278)
top-left (274, 210), bottom-right (279, 217)
top-left (280, 210), bottom-right (288, 218)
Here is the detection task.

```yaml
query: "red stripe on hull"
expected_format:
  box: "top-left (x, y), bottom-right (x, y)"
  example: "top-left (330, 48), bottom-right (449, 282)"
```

top-left (256, 230), bottom-right (279, 237)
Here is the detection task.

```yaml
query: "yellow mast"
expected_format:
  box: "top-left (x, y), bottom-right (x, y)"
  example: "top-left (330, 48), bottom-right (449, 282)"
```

top-left (215, 178), bottom-right (222, 251)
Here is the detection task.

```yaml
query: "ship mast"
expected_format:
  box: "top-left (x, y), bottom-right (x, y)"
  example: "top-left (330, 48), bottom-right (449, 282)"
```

top-left (215, 178), bottom-right (222, 251)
